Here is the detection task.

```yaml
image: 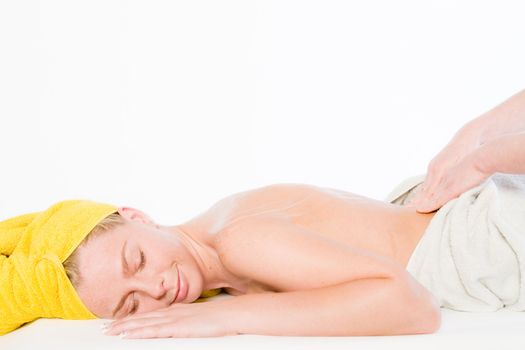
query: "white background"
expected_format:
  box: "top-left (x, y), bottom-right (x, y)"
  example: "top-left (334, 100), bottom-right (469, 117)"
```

top-left (1, 0), bottom-right (524, 224)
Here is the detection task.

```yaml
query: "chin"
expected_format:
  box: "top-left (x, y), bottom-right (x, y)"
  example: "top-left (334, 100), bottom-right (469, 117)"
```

top-left (189, 287), bottom-right (208, 303)
top-left (187, 286), bottom-right (199, 303)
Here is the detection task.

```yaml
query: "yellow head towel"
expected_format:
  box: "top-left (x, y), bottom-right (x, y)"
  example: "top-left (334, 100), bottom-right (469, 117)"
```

top-left (0, 199), bottom-right (223, 336)
top-left (0, 200), bottom-right (118, 335)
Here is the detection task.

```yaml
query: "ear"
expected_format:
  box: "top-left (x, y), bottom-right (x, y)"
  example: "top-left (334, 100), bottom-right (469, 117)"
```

top-left (116, 206), bottom-right (160, 228)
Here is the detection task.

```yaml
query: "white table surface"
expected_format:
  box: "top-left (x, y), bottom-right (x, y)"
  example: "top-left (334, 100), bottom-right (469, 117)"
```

top-left (2, 293), bottom-right (524, 350)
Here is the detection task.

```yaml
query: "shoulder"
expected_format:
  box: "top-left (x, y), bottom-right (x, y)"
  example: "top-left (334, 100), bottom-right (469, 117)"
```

top-left (240, 182), bottom-right (322, 199)
top-left (205, 182), bottom-right (323, 231)
top-left (207, 183), bottom-right (320, 214)
top-left (232, 182), bottom-right (326, 211)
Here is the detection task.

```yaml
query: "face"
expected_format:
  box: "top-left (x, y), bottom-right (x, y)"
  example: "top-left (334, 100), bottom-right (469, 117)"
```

top-left (74, 207), bottom-right (205, 319)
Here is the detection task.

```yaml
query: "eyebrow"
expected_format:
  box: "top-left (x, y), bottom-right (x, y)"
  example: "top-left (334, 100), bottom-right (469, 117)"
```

top-left (111, 240), bottom-right (130, 318)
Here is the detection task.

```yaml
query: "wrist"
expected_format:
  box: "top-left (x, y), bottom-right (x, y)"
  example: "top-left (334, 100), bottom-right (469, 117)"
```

top-left (459, 118), bottom-right (487, 145)
top-left (468, 139), bottom-right (498, 176)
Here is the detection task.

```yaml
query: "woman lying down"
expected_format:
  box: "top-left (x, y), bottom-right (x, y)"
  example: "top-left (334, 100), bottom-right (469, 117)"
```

top-left (2, 171), bottom-right (525, 338)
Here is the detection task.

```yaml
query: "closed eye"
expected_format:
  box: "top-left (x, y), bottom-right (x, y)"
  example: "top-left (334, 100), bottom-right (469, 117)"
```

top-left (139, 250), bottom-right (146, 271)
top-left (127, 251), bottom-right (145, 316)
top-left (129, 294), bottom-right (139, 315)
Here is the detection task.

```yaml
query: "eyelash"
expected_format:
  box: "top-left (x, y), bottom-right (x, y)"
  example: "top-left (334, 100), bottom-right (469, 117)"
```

top-left (129, 297), bottom-right (138, 315)
top-left (128, 251), bottom-right (145, 315)
top-left (139, 250), bottom-right (146, 271)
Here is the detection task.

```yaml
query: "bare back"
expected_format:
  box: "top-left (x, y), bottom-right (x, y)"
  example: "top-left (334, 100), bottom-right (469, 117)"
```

top-left (184, 183), bottom-right (435, 296)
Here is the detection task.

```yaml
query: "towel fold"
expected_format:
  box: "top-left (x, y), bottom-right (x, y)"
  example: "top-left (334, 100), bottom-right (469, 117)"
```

top-left (386, 173), bottom-right (525, 312)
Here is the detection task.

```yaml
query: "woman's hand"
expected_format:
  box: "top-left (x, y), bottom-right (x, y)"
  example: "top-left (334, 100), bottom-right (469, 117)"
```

top-left (103, 299), bottom-right (239, 339)
top-left (407, 126), bottom-right (485, 213)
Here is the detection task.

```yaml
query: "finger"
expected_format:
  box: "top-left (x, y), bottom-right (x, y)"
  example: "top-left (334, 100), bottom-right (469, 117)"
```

top-left (432, 180), bottom-right (464, 209)
top-left (121, 322), bottom-right (184, 339)
top-left (410, 182), bottom-right (436, 208)
top-left (408, 197), bottom-right (421, 208)
top-left (417, 194), bottom-right (441, 212)
top-left (407, 192), bottom-right (424, 207)
top-left (415, 189), bottom-right (440, 213)
top-left (105, 316), bottom-right (166, 336)
top-left (407, 180), bottom-right (430, 207)
top-left (417, 178), bottom-right (458, 213)
top-left (425, 159), bottom-right (450, 190)
top-left (415, 200), bottom-right (434, 213)
top-left (110, 304), bottom-right (181, 325)
top-left (420, 174), bottom-right (442, 199)
top-left (406, 183), bottom-right (425, 205)
top-left (107, 303), bottom-right (191, 332)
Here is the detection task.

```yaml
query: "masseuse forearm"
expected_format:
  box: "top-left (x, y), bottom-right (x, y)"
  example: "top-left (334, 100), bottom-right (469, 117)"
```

top-left (465, 89), bottom-right (525, 144)
top-left (474, 131), bottom-right (525, 175)
top-left (225, 275), bottom-right (440, 336)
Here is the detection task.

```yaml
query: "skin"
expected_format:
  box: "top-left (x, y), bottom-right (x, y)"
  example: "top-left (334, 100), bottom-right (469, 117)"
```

top-left (409, 88), bottom-right (525, 212)
top-left (74, 207), bottom-right (239, 319)
top-left (75, 183), bottom-right (436, 323)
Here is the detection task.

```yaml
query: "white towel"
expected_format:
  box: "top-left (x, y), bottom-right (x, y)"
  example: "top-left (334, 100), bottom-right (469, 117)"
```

top-left (385, 173), bottom-right (525, 312)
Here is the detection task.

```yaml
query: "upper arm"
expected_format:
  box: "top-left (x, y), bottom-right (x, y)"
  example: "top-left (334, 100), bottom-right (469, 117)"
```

top-left (216, 217), bottom-right (407, 293)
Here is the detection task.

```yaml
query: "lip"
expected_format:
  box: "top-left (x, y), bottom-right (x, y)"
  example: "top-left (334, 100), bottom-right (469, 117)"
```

top-left (170, 267), bottom-right (181, 305)
top-left (175, 268), bottom-right (188, 303)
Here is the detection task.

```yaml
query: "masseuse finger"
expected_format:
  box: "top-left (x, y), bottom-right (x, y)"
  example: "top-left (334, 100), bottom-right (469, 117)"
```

top-left (415, 195), bottom-right (437, 213)
top-left (417, 191), bottom-right (444, 213)
top-left (413, 169), bottom-right (442, 205)
top-left (415, 184), bottom-right (442, 213)
top-left (423, 157), bottom-right (446, 191)
top-left (406, 181), bottom-right (429, 207)
top-left (411, 175), bottom-right (441, 209)
top-left (407, 181), bottom-right (430, 206)
top-left (417, 177), bottom-right (460, 213)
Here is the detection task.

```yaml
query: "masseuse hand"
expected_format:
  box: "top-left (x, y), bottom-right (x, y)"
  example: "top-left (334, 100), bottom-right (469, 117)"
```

top-left (408, 88), bottom-right (525, 213)
top-left (103, 298), bottom-right (238, 339)
top-left (407, 126), bottom-right (488, 213)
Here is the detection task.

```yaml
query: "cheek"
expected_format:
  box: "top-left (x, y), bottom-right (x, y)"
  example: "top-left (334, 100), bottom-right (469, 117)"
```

top-left (137, 297), bottom-right (167, 314)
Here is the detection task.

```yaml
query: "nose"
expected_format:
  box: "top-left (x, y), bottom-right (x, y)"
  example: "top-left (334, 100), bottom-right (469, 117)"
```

top-left (129, 274), bottom-right (167, 300)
